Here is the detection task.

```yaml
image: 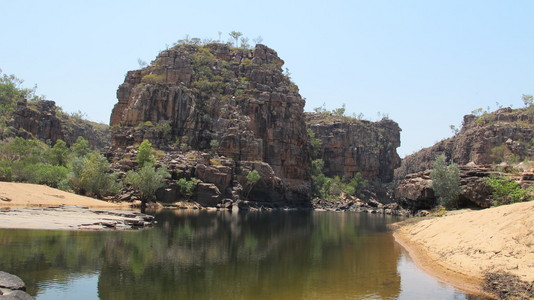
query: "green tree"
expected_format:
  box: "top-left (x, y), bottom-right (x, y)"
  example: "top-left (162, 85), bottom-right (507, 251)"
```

top-left (332, 104), bottom-right (346, 117)
top-left (430, 155), bottom-right (462, 209)
top-left (246, 170), bottom-right (261, 198)
top-left (307, 129), bottom-right (322, 159)
top-left (125, 164), bottom-right (170, 203)
top-left (136, 139), bottom-right (155, 168)
top-left (49, 139), bottom-right (70, 166)
top-left (71, 136), bottom-right (91, 157)
top-left (229, 31), bottom-right (243, 47)
top-left (68, 153), bottom-right (121, 198)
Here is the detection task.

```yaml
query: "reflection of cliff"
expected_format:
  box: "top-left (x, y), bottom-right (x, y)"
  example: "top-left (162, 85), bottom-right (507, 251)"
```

top-left (0, 212), bottom-right (402, 299)
top-left (97, 211), bottom-right (402, 300)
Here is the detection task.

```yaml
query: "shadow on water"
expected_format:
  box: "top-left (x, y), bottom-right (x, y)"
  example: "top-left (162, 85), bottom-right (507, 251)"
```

top-left (0, 210), bottom-right (485, 299)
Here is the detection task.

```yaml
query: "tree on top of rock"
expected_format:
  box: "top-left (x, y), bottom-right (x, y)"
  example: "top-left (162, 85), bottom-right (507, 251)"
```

top-left (229, 31), bottom-right (243, 48)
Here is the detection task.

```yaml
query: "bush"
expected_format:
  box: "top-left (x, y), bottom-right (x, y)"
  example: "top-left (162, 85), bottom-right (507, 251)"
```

top-left (136, 140), bottom-right (156, 168)
top-left (177, 177), bottom-right (198, 197)
top-left (430, 155), bottom-right (462, 209)
top-left (125, 164), bottom-right (170, 202)
top-left (68, 153), bottom-right (121, 198)
top-left (485, 175), bottom-right (533, 206)
top-left (28, 163), bottom-right (68, 187)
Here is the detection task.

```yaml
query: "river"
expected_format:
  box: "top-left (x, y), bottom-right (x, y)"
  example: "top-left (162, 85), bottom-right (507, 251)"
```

top-left (0, 210), bottom-right (487, 299)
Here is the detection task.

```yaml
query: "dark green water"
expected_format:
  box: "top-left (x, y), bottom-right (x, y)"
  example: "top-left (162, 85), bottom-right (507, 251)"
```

top-left (0, 211), bottom-right (486, 299)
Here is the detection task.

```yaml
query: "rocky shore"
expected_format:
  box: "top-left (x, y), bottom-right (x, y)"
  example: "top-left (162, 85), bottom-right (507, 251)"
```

top-left (0, 271), bottom-right (34, 300)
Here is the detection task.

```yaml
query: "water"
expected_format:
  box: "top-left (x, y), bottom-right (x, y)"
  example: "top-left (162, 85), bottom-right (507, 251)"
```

top-left (0, 210), bottom-right (487, 299)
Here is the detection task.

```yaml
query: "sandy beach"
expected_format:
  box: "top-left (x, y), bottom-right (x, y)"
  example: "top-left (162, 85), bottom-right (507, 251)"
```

top-left (0, 182), bottom-right (154, 230)
top-left (394, 201), bottom-right (534, 298)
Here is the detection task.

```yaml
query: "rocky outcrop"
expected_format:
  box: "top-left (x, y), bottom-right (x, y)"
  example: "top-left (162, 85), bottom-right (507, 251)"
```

top-left (395, 107), bottom-right (534, 180)
top-left (109, 43), bottom-right (311, 206)
top-left (6, 100), bottom-right (109, 149)
top-left (395, 164), bottom-right (534, 210)
top-left (0, 271), bottom-right (34, 299)
top-left (306, 113), bottom-right (401, 182)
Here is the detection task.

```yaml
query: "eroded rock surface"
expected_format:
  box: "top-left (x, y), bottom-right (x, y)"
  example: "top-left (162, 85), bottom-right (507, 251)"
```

top-left (109, 43), bottom-right (311, 206)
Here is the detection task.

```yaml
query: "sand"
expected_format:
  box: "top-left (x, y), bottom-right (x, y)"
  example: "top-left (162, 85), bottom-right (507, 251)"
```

top-left (0, 182), bottom-right (155, 230)
top-left (394, 201), bottom-right (534, 297)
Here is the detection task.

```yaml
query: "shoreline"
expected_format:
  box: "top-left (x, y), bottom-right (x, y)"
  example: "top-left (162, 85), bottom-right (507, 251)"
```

top-left (393, 226), bottom-right (493, 298)
top-left (392, 201), bottom-right (534, 299)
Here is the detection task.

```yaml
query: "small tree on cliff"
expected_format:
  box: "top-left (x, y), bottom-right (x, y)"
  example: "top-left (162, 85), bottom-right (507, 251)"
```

top-left (246, 170), bottom-right (261, 198)
top-left (430, 154), bottom-right (462, 209)
top-left (136, 139), bottom-right (155, 168)
top-left (229, 31), bottom-right (243, 48)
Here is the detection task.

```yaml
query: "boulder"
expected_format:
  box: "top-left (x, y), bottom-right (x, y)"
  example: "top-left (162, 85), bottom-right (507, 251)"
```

top-left (0, 272), bottom-right (25, 291)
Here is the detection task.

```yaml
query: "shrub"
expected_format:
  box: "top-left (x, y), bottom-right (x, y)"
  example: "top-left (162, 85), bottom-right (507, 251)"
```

top-left (177, 177), bottom-right (198, 197)
top-left (125, 164), bottom-right (170, 202)
top-left (141, 74), bottom-right (165, 84)
top-left (430, 155), bottom-right (462, 209)
top-left (68, 153), bottom-right (121, 198)
top-left (485, 175), bottom-right (533, 206)
top-left (246, 170), bottom-right (261, 198)
top-left (28, 163), bottom-right (68, 187)
top-left (136, 140), bottom-right (156, 168)
top-left (49, 139), bottom-right (70, 166)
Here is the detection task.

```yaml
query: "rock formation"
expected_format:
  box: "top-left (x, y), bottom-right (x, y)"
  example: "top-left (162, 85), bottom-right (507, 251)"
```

top-left (395, 106), bottom-right (534, 211)
top-left (306, 113), bottom-right (401, 182)
top-left (6, 99), bottom-right (109, 149)
top-left (395, 107), bottom-right (534, 180)
top-left (109, 43), bottom-right (311, 206)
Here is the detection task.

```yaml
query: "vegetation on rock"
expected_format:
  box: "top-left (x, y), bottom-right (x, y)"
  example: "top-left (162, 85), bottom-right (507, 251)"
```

top-left (430, 155), bottom-right (462, 209)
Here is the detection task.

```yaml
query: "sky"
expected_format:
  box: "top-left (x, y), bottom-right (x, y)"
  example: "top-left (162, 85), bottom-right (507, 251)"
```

top-left (1, 0), bottom-right (533, 157)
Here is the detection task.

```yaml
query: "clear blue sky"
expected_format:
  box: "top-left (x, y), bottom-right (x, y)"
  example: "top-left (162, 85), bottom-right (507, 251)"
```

top-left (1, 0), bottom-right (532, 157)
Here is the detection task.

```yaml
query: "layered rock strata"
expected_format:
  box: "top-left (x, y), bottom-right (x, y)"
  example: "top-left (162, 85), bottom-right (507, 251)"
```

top-left (395, 107), bottom-right (534, 180)
top-left (7, 100), bottom-right (109, 149)
top-left (109, 43), bottom-right (311, 206)
top-left (306, 113), bottom-right (401, 182)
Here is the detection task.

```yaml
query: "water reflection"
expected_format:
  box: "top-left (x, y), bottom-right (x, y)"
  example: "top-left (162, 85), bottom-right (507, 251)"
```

top-left (0, 211), bottom-right (476, 299)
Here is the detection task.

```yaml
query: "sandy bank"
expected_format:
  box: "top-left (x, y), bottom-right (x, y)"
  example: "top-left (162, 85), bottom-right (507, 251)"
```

top-left (0, 182), bottom-right (124, 208)
top-left (0, 182), bottom-right (155, 230)
top-left (393, 201), bottom-right (534, 298)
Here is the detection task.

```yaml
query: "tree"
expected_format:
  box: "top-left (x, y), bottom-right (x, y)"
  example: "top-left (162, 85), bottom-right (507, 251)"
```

top-left (136, 139), bottom-right (155, 168)
top-left (430, 154), bottom-right (462, 209)
top-left (177, 177), bottom-right (198, 198)
top-left (240, 37), bottom-right (250, 49)
top-left (49, 139), bottom-right (69, 166)
top-left (229, 31), bottom-right (243, 48)
top-left (332, 104), bottom-right (346, 116)
top-left (246, 170), bottom-right (261, 198)
top-left (125, 164), bottom-right (170, 203)
top-left (68, 153), bottom-right (121, 198)
top-left (522, 94), bottom-right (533, 107)
top-left (252, 36), bottom-right (263, 45)
top-left (71, 136), bottom-right (91, 157)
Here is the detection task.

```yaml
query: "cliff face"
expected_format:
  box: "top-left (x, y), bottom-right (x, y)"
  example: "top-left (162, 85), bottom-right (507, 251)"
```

top-left (109, 43), bottom-right (311, 205)
top-left (395, 107), bottom-right (534, 180)
top-left (306, 113), bottom-right (401, 183)
top-left (7, 100), bottom-right (109, 149)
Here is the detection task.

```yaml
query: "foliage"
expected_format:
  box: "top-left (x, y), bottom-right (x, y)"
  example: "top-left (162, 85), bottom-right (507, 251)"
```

top-left (332, 104), bottom-right (346, 117)
top-left (125, 164), bottom-right (170, 202)
top-left (490, 144), bottom-right (519, 164)
top-left (68, 153), bottom-right (121, 198)
top-left (0, 70), bottom-right (40, 123)
top-left (27, 163), bottom-right (68, 187)
top-left (141, 74), bottom-right (165, 84)
top-left (430, 155), bottom-right (462, 209)
top-left (246, 170), bottom-right (261, 198)
top-left (229, 31), bottom-right (243, 47)
top-left (310, 159), bottom-right (367, 200)
top-left (49, 139), bottom-right (70, 166)
top-left (485, 175), bottom-right (533, 206)
top-left (136, 140), bottom-right (156, 168)
top-left (177, 177), bottom-right (198, 197)
top-left (307, 128), bottom-right (322, 159)
top-left (71, 136), bottom-right (91, 157)
top-left (522, 94), bottom-right (533, 107)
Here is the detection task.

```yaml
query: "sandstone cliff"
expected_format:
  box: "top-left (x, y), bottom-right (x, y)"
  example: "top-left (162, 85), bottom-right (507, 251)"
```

top-left (5, 99), bottom-right (109, 149)
top-left (109, 43), bottom-right (311, 206)
top-left (306, 113), bottom-right (401, 183)
top-left (395, 107), bottom-right (534, 180)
